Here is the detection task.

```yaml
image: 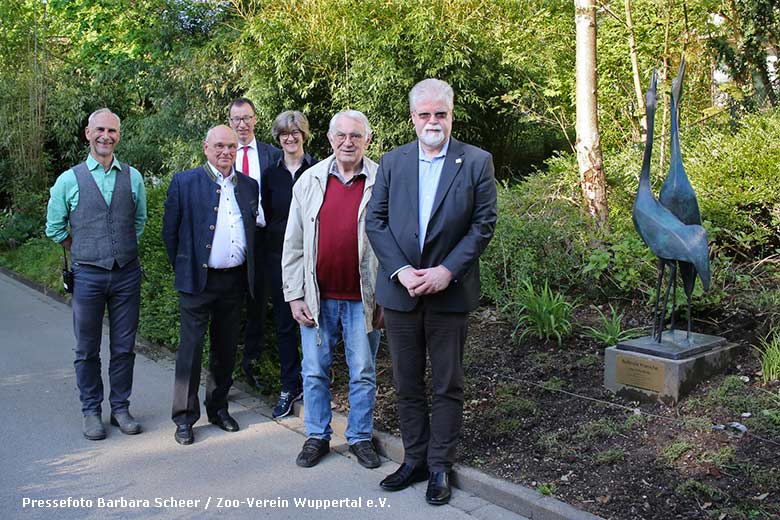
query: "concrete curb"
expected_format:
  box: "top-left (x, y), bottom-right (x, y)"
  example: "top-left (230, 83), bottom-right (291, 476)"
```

top-left (0, 265), bottom-right (603, 520)
top-left (280, 400), bottom-right (603, 520)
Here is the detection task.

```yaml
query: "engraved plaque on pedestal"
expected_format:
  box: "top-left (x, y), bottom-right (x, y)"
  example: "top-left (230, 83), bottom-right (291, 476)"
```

top-left (615, 354), bottom-right (665, 392)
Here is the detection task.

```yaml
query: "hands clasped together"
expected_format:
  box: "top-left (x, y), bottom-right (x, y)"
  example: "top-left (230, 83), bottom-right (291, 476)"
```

top-left (397, 265), bottom-right (452, 298)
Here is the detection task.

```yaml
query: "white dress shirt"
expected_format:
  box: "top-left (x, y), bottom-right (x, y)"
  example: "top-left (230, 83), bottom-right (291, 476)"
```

top-left (236, 138), bottom-right (266, 227)
top-left (206, 163), bottom-right (247, 268)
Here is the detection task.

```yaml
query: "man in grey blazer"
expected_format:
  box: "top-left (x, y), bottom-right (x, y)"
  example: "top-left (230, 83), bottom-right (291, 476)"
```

top-left (366, 78), bottom-right (497, 506)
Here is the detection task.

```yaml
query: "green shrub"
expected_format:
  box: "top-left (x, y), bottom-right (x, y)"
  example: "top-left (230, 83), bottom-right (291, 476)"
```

top-left (755, 330), bottom-right (780, 383)
top-left (581, 304), bottom-right (643, 347)
top-left (582, 232), bottom-right (657, 297)
top-left (0, 237), bottom-right (62, 290)
top-left (0, 210), bottom-right (44, 250)
top-left (137, 181), bottom-right (180, 348)
top-left (480, 168), bottom-right (593, 309)
top-left (507, 279), bottom-right (574, 345)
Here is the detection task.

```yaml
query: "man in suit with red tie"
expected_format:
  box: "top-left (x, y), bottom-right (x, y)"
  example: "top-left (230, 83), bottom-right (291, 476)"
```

top-left (228, 98), bottom-right (283, 400)
top-left (366, 79), bottom-right (497, 505)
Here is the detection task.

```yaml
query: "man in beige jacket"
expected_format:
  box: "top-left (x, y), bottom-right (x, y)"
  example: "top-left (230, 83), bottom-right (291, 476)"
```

top-left (282, 110), bottom-right (383, 469)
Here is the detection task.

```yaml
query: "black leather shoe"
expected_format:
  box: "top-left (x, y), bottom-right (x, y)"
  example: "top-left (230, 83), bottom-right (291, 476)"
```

top-left (380, 462), bottom-right (429, 491)
top-left (174, 424), bottom-right (193, 445)
top-left (349, 440), bottom-right (381, 468)
top-left (296, 438), bottom-right (330, 467)
top-left (425, 471), bottom-right (451, 505)
top-left (209, 409), bottom-right (239, 432)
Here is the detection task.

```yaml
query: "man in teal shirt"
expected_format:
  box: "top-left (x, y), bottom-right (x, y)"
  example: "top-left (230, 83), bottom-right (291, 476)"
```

top-left (46, 108), bottom-right (147, 441)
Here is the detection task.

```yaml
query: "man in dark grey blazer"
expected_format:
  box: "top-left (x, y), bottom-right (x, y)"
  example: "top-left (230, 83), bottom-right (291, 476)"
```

top-left (162, 125), bottom-right (259, 445)
top-left (366, 79), bottom-right (497, 506)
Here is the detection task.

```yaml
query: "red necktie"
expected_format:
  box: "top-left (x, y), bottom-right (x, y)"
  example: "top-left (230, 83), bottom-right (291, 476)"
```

top-left (241, 146), bottom-right (250, 176)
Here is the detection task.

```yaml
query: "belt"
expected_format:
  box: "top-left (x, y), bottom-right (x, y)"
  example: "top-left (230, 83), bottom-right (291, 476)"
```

top-left (207, 264), bottom-right (245, 273)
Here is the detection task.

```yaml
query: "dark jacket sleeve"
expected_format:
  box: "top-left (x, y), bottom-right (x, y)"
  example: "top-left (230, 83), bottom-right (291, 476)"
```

top-left (161, 173), bottom-right (181, 267)
top-left (440, 153), bottom-right (498, 279)
top-left (366, 153), bottom-right (415, 276)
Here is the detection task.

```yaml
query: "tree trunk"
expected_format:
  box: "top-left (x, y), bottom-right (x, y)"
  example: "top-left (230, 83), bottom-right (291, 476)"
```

top-left (625, 0), bottom-right (646, 142)
top-left (574, 0), bottom-right (608, 225)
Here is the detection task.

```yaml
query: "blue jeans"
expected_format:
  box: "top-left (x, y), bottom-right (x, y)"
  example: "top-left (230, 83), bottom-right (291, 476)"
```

top-left (71, 259), bottom-right (141, 416)
top-left (300, 299), bottom-right (380, 444)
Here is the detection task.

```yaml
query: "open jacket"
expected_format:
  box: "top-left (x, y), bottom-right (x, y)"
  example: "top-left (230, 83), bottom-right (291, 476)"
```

top-left (162, 165), bottom-right (259, 296)
top-left (366, 138), bottom-right (497, 313)
top-left (281, 154), bottom-right (379, 332)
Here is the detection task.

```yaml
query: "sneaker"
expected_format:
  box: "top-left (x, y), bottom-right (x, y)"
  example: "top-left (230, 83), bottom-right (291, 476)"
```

top-left (272, 389), bottom-right (303, 419)
top-left (296, 438), bottom-right (330, 467)
top-left (349, 440), bottom-right (381, 468)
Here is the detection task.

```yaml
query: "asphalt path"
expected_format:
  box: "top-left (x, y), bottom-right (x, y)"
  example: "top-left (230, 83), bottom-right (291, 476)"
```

top-left (0, 272), bottom-right (525, 520)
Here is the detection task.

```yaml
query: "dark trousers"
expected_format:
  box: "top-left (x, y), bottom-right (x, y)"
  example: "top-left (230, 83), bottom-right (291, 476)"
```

top-left (267, 249), bottom-right (302, 393)
top-left (172, 267), bottom-right (246, 426)
top-left (384, 305), bottom-right (468, 472)
top-left (71, 258), bottom-right (141, 416)
top-left (243, 227), bottom-right (266, 367)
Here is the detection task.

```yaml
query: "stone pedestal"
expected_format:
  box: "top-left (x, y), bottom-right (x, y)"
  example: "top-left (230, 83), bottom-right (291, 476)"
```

top-left (604, 331), bottom-right (739, 405)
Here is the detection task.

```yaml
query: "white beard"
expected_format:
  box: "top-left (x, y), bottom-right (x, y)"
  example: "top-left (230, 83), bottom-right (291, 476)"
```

top-left (418, 129), bottom-right (446, 148)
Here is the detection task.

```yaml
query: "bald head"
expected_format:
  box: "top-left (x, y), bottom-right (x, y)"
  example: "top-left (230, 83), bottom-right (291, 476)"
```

top-left (203, 125), bottom-right (238, 176)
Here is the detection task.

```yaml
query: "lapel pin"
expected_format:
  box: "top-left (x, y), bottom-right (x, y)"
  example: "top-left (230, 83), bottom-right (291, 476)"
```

top-left (455, 158), bottom-right (462, 164)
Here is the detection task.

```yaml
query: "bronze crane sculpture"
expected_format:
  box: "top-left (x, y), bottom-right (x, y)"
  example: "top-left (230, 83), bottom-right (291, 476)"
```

top-left (632, 70), bottom-right (711, 344)
top-left (658, 58), bottom-right (702, 340)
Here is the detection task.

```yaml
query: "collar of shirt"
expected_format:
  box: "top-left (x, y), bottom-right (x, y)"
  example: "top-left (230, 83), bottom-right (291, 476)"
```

top-left (240, 138), bottom-right (257, 153)
top-left (417, 139), bottom-right (450, 163)
top-left (86, 153), bottom-right (122, 174)
top-left (327, 157), bottom-right (367, 185)
top-left (205, 162), bottom-right (238, 186)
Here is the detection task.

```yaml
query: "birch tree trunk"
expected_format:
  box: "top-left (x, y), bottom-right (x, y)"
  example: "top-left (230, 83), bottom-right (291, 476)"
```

top-left (574, 0), bottom-right (608, 225)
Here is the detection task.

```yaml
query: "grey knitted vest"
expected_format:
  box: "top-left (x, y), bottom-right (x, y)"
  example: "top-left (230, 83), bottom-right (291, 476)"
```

top-left (70, 161), bottom-right (138, 269)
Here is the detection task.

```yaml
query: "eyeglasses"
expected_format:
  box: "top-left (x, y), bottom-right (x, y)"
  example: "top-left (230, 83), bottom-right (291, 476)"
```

top-left (211, 143), bottom-right (237, 152)
top-left (280, 130), bottom-right (302, 141)
top-left (332, 132), bottom-right (365, 144)
top-left (413, 111), bottom-right (450, 121)
top-left (229, 115), bottom-right (255, 125)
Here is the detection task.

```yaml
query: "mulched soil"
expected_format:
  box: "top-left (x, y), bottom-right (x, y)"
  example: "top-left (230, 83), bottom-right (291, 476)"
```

top-left (329, 304), bottom-right (780, 520)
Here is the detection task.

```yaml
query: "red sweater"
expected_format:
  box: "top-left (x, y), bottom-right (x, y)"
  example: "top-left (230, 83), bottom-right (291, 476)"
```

top-left (316, 175), bottom-right (365, 301)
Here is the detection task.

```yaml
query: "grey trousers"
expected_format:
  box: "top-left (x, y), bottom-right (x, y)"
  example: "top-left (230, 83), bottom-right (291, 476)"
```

top-left (384, 305), bottom-right (468, 472)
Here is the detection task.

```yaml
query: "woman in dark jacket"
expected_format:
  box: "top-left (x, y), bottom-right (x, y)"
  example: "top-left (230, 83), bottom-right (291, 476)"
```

top-left (263, 110), bottom-right (316, 418)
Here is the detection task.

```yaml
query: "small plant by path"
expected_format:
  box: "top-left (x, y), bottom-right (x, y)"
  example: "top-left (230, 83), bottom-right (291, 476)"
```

top-left (506, 279), bottom-right (574, 345)
top-left (581, 304), bottom-right (643, 347)
top-left (755, 329), bottom-right (780, 383)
